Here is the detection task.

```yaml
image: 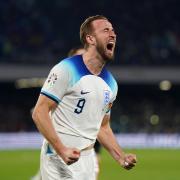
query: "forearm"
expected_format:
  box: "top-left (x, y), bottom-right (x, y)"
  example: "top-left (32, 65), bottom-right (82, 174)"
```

top-left (32, 108), bottom-right (65, 155)
top-left (98, 119), bottom-right (137, 169)
top-left (98, 125), bottom-right (125, 162)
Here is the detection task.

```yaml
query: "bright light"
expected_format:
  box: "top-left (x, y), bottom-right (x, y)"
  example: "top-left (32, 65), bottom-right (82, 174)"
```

top-left (15, 78), bottom-right (46, 89)
top-left (150, 114), bottom-right (159, 125)
top-left (159, 80), bottom-right (172, 91)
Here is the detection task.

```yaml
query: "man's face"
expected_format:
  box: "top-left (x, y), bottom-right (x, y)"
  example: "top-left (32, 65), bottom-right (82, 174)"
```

top-left (91, 19), bottom-right (116, 61)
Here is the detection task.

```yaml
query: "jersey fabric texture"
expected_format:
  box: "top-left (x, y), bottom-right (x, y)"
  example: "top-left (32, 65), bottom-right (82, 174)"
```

top-left (41, 55), bottom-right (118, 150)
top-left (41, 141), bottom-right (96, 180)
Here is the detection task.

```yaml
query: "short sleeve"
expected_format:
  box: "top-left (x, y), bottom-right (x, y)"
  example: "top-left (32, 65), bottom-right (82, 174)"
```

top-left (110, 83), bottom-right (118, 103)
top-left (105, 82), bottom-right (118, 114)
top-left (41, 63), bottom-right (69, 103)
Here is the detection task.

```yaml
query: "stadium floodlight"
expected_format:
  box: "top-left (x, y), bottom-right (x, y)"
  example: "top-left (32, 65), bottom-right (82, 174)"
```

top-left (159, 80), bottom-right (172, 91)
top-left (15, 78), bottom-right (45, 89)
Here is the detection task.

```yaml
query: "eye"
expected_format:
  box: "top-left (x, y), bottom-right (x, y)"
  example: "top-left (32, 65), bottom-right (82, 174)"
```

top-left (104, 28), bottom-right (109, 32)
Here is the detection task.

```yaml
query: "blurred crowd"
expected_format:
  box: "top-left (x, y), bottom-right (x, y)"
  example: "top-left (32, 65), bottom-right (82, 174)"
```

top-left (0, 0), bottom-right (180, 134)
top-left (0, 83), bottom-right (180, 133)
top-left (111, 85), bottom-right (180, 133)
top-left (0, 0), bottom-right (179, 65)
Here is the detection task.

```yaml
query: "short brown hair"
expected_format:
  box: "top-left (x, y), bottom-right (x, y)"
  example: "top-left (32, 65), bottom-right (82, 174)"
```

top-left (68, 46), bottom-right (83, 57)
top-left (80, 15), bottom-right (108, 48)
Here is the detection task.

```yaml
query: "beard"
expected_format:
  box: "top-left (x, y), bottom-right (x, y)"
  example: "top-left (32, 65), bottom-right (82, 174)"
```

top-left (96, 40), bottom-right (115, 62)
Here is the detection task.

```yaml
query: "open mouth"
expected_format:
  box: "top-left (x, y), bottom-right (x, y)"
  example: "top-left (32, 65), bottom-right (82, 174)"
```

top-left (106, 42), bottom-right (114, 52)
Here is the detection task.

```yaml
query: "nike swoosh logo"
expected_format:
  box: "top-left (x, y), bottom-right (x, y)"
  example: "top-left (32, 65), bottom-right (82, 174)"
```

top-left (81, 90), bottom-right (90, 95)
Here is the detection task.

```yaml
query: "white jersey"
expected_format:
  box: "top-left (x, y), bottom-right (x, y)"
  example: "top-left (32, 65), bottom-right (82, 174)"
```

top-left (41, 55), bottom-right (118, 149)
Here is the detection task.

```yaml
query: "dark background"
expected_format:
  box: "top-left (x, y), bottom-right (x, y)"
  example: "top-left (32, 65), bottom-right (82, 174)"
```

top-left (0, 0), bottom-right (180, 133)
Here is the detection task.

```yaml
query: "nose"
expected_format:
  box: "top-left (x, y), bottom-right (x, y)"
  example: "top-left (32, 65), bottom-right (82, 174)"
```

top-left (110, 30), bottom-right (116, 39)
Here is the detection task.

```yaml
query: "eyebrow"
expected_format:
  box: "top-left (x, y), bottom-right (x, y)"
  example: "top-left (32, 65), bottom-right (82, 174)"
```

top-left (103, 27), bottom-right (115, 32)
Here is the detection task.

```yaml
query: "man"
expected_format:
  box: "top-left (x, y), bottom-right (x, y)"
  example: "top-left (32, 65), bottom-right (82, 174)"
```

top-left (68, 46), bottom-right (102, 180)
top-left (31, 47), bottom-right (100, 180)
top-left (32, 15), bottom-right (137, 180)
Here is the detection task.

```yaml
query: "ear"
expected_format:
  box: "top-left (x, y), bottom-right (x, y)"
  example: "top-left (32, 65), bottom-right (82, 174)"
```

top-left (86, 34), bottom-right (96, 45)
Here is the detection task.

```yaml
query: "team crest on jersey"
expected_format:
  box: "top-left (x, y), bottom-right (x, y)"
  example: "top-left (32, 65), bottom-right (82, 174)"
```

top-left (47, 73), bottom-right (58, 87)
top-left (104, 90), bottom-right (110, 105)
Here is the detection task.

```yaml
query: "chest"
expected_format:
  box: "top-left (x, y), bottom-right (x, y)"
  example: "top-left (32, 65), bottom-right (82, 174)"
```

top-left (67, 75), bottom-right (113, 106)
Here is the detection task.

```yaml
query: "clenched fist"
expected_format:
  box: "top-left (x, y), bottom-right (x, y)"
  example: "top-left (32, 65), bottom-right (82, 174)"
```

top-left (119, 153), bottom-right (137, 170)
top-left (59, 147), bottom-right (81, 165)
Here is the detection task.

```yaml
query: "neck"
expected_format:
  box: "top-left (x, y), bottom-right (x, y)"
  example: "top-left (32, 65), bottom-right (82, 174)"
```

top-left (82, 48), bottom-right (106, 75)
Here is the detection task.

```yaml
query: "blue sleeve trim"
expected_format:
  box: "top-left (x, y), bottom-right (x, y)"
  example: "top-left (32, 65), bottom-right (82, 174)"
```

top-left (46, 144), bottom-right (53, 154)
top-left (40, 90), bottom-right (61, 104)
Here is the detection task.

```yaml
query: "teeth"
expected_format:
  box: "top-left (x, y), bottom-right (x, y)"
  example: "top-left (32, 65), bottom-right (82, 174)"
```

top-left (109, 42), bottom-right (114, 45)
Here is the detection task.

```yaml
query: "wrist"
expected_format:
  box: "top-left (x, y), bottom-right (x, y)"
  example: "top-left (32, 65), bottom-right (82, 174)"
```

top-left (116, 152), bottom-right (126, 166)
top-left (53, 140), bottom-right (66, 156)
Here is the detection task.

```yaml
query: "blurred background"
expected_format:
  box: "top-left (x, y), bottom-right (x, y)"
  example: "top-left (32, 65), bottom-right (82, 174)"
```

top-left (0, 0), bottom-right (180, 179)
top-left (0, 0), bottom-right (180, 134)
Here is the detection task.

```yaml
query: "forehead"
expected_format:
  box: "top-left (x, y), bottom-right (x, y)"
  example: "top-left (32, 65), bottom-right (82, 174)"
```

top-left (91, 19), bottom-right (113, 31)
